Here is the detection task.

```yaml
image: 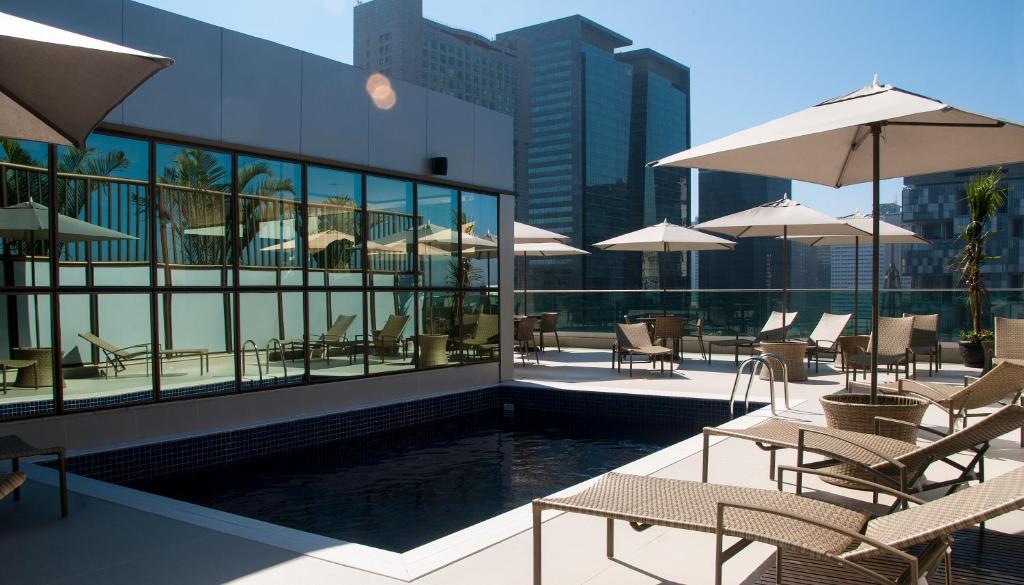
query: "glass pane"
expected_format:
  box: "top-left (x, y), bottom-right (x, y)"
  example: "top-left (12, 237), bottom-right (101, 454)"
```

top-left (238, 291), bottom-right (304, 389)
top-left (0, 293), bottom-right (54, 418)
top-left (366, 289), bottom-right (414, 374)
top-left (419, 291), bottom-right (459, 368)
top-left (308, 166), bottom-right (363, 287)
top-left (58, 133), bottom-right (150, 287)
top-left (461, 192), bottom-right (499, 288)
top-left (62, 292), bottom-right (153, 410)
top-left (0, 138), bottom-right (51, 290)
top-left (462, 291), bottom-right (499, 362)
top-left (156, 143), bottom-right (233, 286)
top-left (309, 291), bottom-right (365, 379)
top-left (237, 156), bottom-right (302, 287)
top-left (416, 184), bottom-right (458, 288)
top-left (366, 176), bottom-right (415, 287)
top-left (158, 292), bottom-right (233, 399)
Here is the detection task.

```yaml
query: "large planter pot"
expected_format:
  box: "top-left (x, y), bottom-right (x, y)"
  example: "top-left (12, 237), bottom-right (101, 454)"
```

top-left (958, 340), bottom-right (986, 368)
top-left (819, 393), bottom-right (929, 444)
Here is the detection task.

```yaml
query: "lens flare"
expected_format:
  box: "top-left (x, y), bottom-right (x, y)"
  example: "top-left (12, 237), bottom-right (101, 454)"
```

top-left (365, 73), bottom-right (397, 110)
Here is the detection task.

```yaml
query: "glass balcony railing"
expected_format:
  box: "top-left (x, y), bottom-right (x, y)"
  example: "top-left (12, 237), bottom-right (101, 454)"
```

top-left (514, 289), bottom-right (1024, 341)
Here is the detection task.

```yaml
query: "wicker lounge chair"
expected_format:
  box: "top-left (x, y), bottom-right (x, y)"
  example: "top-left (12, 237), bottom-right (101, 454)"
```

top-left (992, 316), bottom-right (1024, 367)
top-left (708, 311), bottom-right (797, 365)
top-left (684, 314), bottom-right (707, 360)
top-left (0, 434), bottom-right (67, 517)
top-left (653, 315), bottom-right (685, 368)
top-left (78, 332), bottom-right (208, 376)
top-left (701, 403), bottom-right (1024, 498)
top-left (804, 313), bottom-right (851, 372)
top-left (463, 313), bottom-right (499, 358)
top-left (843, 316), bottom-right (914, 388)
top-left (872, 361), bottom-right (1024, 434)
top-left (0, 470), bottom-right (26, 502)
top-left (538, 312), bottom-right (561, 351)
top-left (532, 466), bottom-right (1024, 585)
top-left (358, 314), bottom-right (409, 363)
top-left (310, 314), bottom-right (356, 364)
top-left (904, 313), bottom-right (941, 377)
top-left (612, 323), bottom-right (671, 377)
top-left (515, 317), bottom-right (540, 365)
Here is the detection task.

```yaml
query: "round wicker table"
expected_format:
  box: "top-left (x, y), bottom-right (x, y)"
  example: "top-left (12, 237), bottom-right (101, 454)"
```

top-left (820, 392), bottom-right (929, 444)
top-left (417, 334), bottom-right (449, 368)
top-left (757, 341), bottom-right (808, 382)
top-left (11, 347), bottom-right (54, 388)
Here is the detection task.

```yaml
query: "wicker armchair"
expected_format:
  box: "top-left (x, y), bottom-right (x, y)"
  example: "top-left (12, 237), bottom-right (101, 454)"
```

top-left (992, 316), bottom-right (1024, 367)
top-left (683, 315), bottom-right (706, 360)
top-left (463, 313), bottom-right (499, 358)
top-left (653, 315), bottom-right (685, 368)
top-left (844, 316), bottom-right (914, 388)
top-left (538, 312), bottom-right (561, 351)
top-left (515, 317), bottom-right (540, 365)
top-left (904, 313), bottom-right (940, 377)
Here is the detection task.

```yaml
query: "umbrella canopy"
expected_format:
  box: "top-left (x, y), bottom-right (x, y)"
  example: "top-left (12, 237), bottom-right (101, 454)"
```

top-left (376, 223), bottom-right (496, 251)
top-left (695, 198), bottom-right (869, 238)
top-left (260, 229), bottom-right (354, 253)
top-left (0, 11), bottom-right (173, 147)
top-left (788, 212), bottom-right (929, 334)
top-left (515, 242), bottom-right (588, 314)
top-left (592, 220), bottom-right (736, 252)
top-left (654, 76), bottom-right (1024, 397)
top-left (594, 220), bottom-right (735, 314)
top-left (0, 200), bottom-right (140, 242)
top-left (513, 221), bottom-right (569, 244)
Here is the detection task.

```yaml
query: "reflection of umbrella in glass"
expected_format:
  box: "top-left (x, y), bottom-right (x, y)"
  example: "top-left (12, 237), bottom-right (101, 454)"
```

top-left (515, 242), bottom-right (588, 315)
top-left (0, 11), bottom-right (173, 147)
top-left (260, 229), bottom-right (354, 253)
top-left (0, 200), bottom-right (138, 346)
top-left (594, 220), bottom-right (735, 315)
top-left (787, 212), bottom-right (928, 334)
top-left (653, 76), bottom-right (1024, 397)
top-left (696, 198), bottom-right (867, 339)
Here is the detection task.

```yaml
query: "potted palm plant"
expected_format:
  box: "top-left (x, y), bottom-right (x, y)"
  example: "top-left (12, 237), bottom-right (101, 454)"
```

top-left (954, 168), bottom-right (1006, 367)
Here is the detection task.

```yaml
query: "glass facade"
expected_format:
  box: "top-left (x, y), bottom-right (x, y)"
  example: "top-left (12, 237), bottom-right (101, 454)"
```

top-left (0, 132), bottom-right (500, 420)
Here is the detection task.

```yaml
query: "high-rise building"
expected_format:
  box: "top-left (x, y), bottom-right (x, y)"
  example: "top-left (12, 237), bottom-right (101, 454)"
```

top-left (498, 18), bottom-right (690, 289)
top-left (828, 204), bottom-right (907, 291)
top-left (902, 164), bottom-right (1024, 288)
top-left (697, 170), bottom-right (791, 289)
top-left (353, 0), bottom-right (516, 116)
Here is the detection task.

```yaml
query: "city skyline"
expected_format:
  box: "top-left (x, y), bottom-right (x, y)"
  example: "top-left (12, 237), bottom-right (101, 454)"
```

top-left (137, 0), bottom-right (1024, 219)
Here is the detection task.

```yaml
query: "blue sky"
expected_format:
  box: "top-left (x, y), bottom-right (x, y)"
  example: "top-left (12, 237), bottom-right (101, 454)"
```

top-left (138, 0), bottom-right (1024, 218)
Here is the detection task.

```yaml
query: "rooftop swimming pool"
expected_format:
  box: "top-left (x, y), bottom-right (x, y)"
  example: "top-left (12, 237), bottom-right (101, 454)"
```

top-left (61, 386), bottom-right (758, 553)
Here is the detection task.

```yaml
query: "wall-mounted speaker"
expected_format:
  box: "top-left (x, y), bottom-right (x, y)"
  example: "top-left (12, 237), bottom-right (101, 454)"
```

top-left (429, 156), bottom-right (448, 176)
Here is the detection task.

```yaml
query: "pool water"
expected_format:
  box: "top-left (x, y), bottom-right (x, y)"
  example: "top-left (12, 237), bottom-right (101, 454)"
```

top-left (124, 408), bottom-right (695, 552)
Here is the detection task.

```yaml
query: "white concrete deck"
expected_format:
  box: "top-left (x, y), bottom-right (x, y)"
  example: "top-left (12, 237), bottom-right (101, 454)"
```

top-left (2, 348), bottom-right (1022, 584)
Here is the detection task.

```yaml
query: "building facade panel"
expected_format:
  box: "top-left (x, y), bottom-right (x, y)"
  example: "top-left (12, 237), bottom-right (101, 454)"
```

top-left (299, 53), bottom-right (371, 167)
top-left (367, 77), bottom-right (429, 176)
top-left (427, 91), bottom-right (475, 182)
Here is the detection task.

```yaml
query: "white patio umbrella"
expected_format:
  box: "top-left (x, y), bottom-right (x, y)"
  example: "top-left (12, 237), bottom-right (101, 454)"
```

top-left (653, 76), bottom-right (1024, 396)
top-left (787, 212), bottom-right (929, 334)
top-left (514, 242), bottom-right (588, 315)
top-left (0, 200), bottom-right (138, 345)
top-left (513, 221), bottom-right (568, 244)
top-left (0, 11), bottom-right (173, 147)
top-left (696, 198), bottom-right (868, 339)
top-left (593, 220), bottom-right (735, 315)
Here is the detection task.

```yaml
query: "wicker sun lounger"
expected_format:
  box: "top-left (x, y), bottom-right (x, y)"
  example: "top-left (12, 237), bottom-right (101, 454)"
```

top-left (708, 311), bottom-right (797, 365)
top-left (804, 312), bottom-right (851, 372)
top-left (78, 332), bottom-right (208, 376)
top-left (702, 404), bottom-right (1024, 498)
top-left (0, 434), bottom-right (67, 517)
top-left (612, 323), bottom-right (672, 377)
top-left (533, 466), bottom-right (1024, 585)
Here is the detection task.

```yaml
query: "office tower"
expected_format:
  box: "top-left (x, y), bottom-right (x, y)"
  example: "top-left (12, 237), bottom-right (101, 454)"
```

top-left (499, 17), bottom-right (691, 289)
top-left (697, 170), bottom-right (791, 289)
top-left (353, 0), bottom-right (516, 116)
top-left (902, 164), bottom-right (1024, 288)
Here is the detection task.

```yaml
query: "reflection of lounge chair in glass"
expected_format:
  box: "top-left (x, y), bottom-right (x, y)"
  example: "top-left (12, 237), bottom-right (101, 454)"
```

top-left (311, 314), bottom-right (357, 364)
top-left (358, 314), bottom-right (409, 363)
top-left (463, 313), bottom-right (499, 358)
top-left (78, 332), bottom-right (208, 376)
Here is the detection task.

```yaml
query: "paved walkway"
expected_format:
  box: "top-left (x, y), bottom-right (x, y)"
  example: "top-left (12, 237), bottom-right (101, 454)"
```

top-left (2, 349), bottom-right (1021, 584)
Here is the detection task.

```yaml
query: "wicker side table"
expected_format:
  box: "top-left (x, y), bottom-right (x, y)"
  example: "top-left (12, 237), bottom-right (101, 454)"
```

top-left (11, 347), bottom-right (54, 388)
top-left (417, 334), bottom-right (449, 368)
top-left (757, 341), bottom-right (808, 382)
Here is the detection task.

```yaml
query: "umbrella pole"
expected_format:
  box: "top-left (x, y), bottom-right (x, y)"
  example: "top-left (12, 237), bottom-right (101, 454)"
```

top-left (523, 252), bottom-right (529, 315)
top-left (870, 125), bottom-right (882, 401)
top-left (782, 225), bottom-right (788, 341)
top-left (854, 237), bottom-right (859, 335)
top-left (660, 246), bottom-right (667, 316)
top-left (31, 232), bottom-right (39, 348)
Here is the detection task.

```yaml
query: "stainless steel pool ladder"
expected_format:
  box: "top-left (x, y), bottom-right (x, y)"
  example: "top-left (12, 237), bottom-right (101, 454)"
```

top-left (729, 353), bottom-right (791, 417)
top-left (265, 338), bottom-right (288, 381)
top-left (242, 339), bottom-right (262, 380)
